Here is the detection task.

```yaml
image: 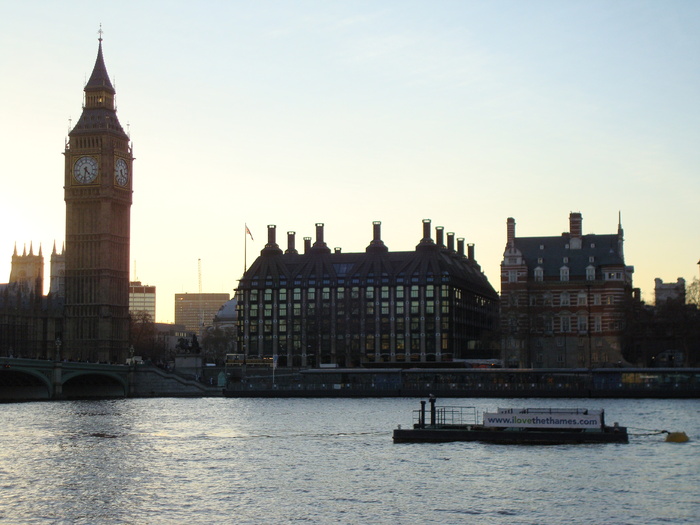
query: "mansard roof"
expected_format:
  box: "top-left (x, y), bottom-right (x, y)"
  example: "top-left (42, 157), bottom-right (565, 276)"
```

top-left (514, 233), bottom-right (624, 278)
top-left (240, 222), bottom-right (498, 299)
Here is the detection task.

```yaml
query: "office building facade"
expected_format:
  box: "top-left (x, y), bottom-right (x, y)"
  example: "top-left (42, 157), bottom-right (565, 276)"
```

top-left (129, 281), bottom-right (156, 319)
top-left (235, 220), bottom-right (499, 368)
top-left (175, 293), bottom-right (231, 333)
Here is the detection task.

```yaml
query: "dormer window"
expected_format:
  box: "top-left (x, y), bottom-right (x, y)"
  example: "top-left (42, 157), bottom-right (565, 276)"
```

top-left (563, 257), bottom-right (569, 264)
top-left (586, 265), bottom-right (596, 281)
top-left (539, 245), bottom-right (545, 250)
top-left (560, 266), bottom-right (569, 282)
top-left (534, 267), bottom-right (544, 282)
top-left (538, 258), bottom-right (543, 264)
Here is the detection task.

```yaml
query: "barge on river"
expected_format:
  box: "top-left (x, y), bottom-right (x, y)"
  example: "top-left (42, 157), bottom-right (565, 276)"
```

top-left (393, 398), bottom-right (628, 444)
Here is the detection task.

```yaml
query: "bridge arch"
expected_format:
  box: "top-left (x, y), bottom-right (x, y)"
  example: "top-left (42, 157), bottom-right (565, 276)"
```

top-left (0, 367), bottom-right (52, 401)
top-left (61, 370), bottom-right (128, 399)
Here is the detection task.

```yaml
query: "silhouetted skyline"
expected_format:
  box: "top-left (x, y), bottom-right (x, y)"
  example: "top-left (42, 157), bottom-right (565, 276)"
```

top-left (1, 1), bottom-right (698, 322)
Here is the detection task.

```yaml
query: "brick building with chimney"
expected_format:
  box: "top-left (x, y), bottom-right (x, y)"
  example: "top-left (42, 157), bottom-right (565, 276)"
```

top-left (500, 212), bottom-right (633, 368)
top-left (235, 220), bottom-right (499, 368)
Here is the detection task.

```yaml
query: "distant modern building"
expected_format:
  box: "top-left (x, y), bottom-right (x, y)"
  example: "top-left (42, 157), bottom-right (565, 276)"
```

top-left (154, 323), bottom-right (189, 353)
top-left (175, 293), bottom-right (231, 333)
top-left (235, 220), bottom-right (499, 368)
top-left (129, 281), bottom-right (156, 319)
top-left (654, 278), bottom-right (685, 305)
top-left (500, 212), bottom-right (633, 368)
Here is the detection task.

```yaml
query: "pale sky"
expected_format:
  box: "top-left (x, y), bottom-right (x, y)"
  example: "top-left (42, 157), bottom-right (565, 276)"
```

top-left (1, 1), bottom-right (698, 323)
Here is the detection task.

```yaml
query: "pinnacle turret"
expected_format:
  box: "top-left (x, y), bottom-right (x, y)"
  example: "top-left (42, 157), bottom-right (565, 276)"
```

top-left (69, 31), bottom-right (127, 139)
top-left (85, 35), bottom-right (115, 94)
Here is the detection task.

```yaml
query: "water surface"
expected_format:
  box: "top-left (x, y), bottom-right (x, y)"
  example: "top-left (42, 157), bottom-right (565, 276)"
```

top-left (1, 397), bottom-right (697, 524)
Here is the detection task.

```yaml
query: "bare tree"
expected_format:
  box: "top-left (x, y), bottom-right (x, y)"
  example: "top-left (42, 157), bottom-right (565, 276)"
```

top-left (687, 277), bottom-right (700, 306)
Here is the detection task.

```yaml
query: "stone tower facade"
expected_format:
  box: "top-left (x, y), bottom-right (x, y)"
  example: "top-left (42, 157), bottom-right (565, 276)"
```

top-left (9, 243), bottom-right (44, 296)
top-left (49, 242), bottom-right (65, 298)
top-left (63, 36), bottom-right (133, 363)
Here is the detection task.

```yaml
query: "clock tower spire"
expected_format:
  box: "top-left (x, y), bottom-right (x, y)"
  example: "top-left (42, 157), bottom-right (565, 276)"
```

top-left (63, 32), bottom-right (134, 363)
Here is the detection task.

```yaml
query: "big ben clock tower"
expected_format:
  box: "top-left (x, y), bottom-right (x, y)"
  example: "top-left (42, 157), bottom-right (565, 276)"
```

top-left (63, 33), bottom-right (133, 363)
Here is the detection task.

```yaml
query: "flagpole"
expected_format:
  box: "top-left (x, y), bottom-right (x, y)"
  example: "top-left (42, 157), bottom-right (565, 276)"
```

top-left (244, 224), bottom-right (253, 273)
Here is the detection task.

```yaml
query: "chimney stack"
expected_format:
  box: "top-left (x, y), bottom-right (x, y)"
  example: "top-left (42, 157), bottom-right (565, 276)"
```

top-left (436, 226), bottom-right (444, 247)
top-left (285, 231), bottom-right (298, 254)
top-left (467, 243), bottom-right (475, 261)
top-left (569, 212), bottom-right (582, 238)
top-left (304, 237), bottom-right (312, 254)
top-left (311, 223), bottom-right (331, 253)
top-left (507, 217), bottom-right (516, 246)
top-left (457, 238), bottom-right (465, 256)
top-left (447, 232), bottom-right (455, 252)
top-left (367, 221), bottom-right (388, 253)
top-left (267, 224), bottom-right (277, 246)
top-left (262, 225), bottom-right (282, 255)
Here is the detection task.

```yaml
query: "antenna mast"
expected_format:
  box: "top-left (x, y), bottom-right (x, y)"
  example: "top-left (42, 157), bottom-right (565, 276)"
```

top-left (198, 259), bottom-right (204, 328)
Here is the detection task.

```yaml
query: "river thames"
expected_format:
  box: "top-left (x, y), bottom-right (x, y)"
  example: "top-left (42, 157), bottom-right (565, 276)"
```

top-left (1, 397), bottom-right (698, 524)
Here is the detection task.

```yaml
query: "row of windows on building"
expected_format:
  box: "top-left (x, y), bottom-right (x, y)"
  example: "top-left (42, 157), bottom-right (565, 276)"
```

top-left (533, 351), bottom-right (612, 364)
top-left (247, 284), bottom-right (449, 302)
top-left (507, 314), bottom-right (624, 333)
top-left (507, 268), bottom-right (625, 282)
top-left (243, 333), bottom-right (451, 354)
top-left (505, 290), bottom-right (622, 307)
top-left (239, 286), bottom-right (492, 319)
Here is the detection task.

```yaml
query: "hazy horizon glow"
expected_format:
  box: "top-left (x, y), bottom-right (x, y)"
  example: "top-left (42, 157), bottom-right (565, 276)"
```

top-left (1, 1), bottom-right (698, 322)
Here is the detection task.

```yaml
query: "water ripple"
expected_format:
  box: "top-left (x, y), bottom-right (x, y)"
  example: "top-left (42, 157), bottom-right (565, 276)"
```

top-left (0, 397), bottom-right (697, 524)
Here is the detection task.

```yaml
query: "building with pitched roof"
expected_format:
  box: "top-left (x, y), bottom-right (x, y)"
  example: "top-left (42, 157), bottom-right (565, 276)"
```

top-left (235, 220), bottom-right (499, 368)
top-left (500, 212), bottom-right (633, 368)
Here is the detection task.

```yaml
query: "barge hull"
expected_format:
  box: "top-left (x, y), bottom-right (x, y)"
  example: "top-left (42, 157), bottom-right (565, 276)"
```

top-left (393, 427), bottom-right (629, 444)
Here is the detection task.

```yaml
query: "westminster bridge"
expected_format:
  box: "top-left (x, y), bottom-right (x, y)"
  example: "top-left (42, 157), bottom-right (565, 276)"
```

top-left (0, 357), bottom-right (221, 401)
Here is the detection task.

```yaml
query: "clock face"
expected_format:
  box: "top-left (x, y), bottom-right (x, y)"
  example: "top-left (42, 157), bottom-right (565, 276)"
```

top-left (73, 156), bottom-right (98, 184)
top-left (115, 158), bottom-right (129, 186)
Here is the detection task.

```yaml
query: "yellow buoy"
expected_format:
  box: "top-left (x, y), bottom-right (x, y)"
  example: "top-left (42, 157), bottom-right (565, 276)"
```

top-left (665, 431), bottom-right (689, 443)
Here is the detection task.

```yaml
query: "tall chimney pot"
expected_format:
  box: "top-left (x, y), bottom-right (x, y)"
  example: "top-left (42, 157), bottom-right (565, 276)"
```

top-left (447, 232), bottom-right (455, 251)
top-left (286, 231), bottom-right (298, 254)
top-left (436, 226), bottom-right (444, 247)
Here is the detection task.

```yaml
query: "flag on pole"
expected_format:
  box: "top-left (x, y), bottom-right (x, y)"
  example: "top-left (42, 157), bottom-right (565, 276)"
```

top-left (245, 224), bottom-right (254, 241)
